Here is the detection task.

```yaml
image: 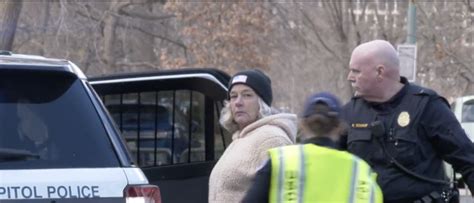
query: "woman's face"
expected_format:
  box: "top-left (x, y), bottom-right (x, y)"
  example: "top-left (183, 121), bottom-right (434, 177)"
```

top-left (229, 84), bottom-right (260, 130)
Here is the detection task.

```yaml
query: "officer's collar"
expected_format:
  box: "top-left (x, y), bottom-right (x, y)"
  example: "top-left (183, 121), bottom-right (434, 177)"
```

top-left (303, 136), bottom-right (339, 149)
top-left (367, 77), bottom-right (409, 111)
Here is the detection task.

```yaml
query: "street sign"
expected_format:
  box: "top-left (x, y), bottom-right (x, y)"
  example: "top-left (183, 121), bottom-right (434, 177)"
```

top-left (397, 44), bottom-right (417, 82)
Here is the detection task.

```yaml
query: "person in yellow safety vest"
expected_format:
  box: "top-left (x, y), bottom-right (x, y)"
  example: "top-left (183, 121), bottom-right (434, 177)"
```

top-left (242, 92), bottom-right (383, 203)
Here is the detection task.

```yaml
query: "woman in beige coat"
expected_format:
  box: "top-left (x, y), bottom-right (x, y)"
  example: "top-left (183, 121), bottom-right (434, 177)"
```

top-left (208, 69), bottom-right (297, 203)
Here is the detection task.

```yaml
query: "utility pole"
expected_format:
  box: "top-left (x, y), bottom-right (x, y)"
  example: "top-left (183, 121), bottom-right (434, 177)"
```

top-left (398, 0), bottom-right (417, 82)
top-left (407, 0), bottom-right (416, 44)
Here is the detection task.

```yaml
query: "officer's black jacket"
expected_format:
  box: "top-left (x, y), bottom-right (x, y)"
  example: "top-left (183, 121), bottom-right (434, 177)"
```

top-left (341, 77), bottom-right (474, 202)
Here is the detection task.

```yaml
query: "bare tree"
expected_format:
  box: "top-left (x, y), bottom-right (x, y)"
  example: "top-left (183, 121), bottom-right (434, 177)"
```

top-left (417, 1), bottom-right (474, 98)
top-left (265, 1), bottom-right (408, 111)
top-left (38, 0), bottom-right (51, 56)
top-left (5, 1), bottom-right (473, 109)
top-left (163, 2), bottom-right (273, 72)
top-left (72, 1), bottom-right (181, 74)
top-left (0, 0), bottom-right (23, 51)
top-left (103, 1), bottom-right (132, 70)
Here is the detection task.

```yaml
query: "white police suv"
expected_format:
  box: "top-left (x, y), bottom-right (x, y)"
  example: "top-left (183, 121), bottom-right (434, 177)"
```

top-left (0, 52), bottom-right (161, 202)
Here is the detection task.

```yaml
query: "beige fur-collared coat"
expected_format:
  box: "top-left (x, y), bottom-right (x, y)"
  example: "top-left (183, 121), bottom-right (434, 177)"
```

top-left (208, 113), bottom-right (297, 203)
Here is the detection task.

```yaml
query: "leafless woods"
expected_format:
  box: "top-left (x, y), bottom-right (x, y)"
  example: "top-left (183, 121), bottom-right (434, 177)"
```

top-left (1, 0), bottom-right (472, 111)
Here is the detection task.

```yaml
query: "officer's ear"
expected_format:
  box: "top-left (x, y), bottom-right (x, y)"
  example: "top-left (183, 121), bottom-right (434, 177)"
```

top-left (376, 65), bottom-right (384, 81)
top-left (376, 65), bottom-right (384, 76)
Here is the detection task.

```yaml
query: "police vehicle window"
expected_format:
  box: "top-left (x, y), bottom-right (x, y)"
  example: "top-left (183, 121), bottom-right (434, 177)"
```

top-left (104, 92), bottom-right (169, 166)
top-left (175, 90), bottom-right (205, 163)
top-left (103, 90), bottom-right (208, 166)
top-left (462, 99), bottom-right (474, 122)
top-left (214, 101), bottom-right (231, 159)
top-left (0, 70), bottom-right (120, 169)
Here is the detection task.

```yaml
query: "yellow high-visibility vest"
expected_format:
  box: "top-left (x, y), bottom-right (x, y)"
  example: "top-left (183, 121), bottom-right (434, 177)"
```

top-left (269, 144), bottom-right (383, 203)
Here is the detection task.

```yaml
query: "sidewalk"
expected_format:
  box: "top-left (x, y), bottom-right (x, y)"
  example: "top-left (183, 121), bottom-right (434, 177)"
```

top-left (460, 195), bottom-right (473, 203)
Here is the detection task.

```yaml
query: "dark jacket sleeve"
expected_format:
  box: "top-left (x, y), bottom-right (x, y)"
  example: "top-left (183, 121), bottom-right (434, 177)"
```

top-left (339, 102), bottom-right (352, 150)
top-left (242, 159), bottom-right (272, 203)
top-left (421, 97), bottom-right (474, 193)
top-left (338, 132), bottom-right (348, 150)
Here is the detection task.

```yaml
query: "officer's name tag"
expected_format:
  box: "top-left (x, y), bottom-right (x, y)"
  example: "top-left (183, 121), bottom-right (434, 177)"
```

top-left (352, 123), bottom-right (368, 128)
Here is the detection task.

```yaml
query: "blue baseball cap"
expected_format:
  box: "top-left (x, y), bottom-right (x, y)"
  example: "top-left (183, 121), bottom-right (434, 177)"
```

top-left (301, 92), bottom-right (341, 118)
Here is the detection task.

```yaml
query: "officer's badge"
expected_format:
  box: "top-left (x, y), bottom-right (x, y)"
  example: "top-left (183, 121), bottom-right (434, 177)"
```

top-left (397, 111), bottom-right (410, 127)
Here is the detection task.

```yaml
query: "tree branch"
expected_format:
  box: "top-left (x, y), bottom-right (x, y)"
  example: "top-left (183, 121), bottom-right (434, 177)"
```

top-left (418, 4), bottom-right (472, 75)
top-left (75, 6), bottom-right (185, 49)
top-left (118, 8), bottom-right (176, 21)
top-left (349, 0), bottom-right (362, 45)
top-left (324, 1), bottom-right (346, 42)
top-left (443, 48), bottom-right (474, 75)
top-left (374, 2), bottom-right (388, 40)
top-left (301, 9), bottom-right (341, 62)
top-left (116, 61), bottom-right (157, 69)
top-left (270, 2), bottom-right (309, 48)
top-left (466, 0), bottom-right (474, 13)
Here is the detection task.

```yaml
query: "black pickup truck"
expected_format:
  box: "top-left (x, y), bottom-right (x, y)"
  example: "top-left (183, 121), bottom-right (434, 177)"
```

top-left (90, 69), bottom-right (231, 203)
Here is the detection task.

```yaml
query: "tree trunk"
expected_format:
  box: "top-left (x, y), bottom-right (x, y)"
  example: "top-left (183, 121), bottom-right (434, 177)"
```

top-left (39, 0), bottom-right (51, 55)
top-left (122, 2), bottom-right (156, 72)
top-left (0, 0), bottom-right (23, 51)
top-left (103, 1), bottom-right (130, 71)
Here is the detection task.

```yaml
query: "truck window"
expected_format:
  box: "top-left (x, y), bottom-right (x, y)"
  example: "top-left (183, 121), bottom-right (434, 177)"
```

top-left (102, 90), bottom-right (231, 167)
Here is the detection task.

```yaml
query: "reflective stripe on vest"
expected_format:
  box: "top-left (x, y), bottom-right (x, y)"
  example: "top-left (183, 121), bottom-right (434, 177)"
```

top-left (268, 144), bottom-right (383, 203)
